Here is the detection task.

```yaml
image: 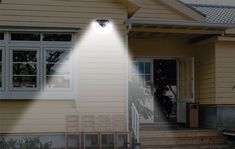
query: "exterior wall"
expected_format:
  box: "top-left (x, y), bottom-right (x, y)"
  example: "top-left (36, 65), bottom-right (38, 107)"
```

top-left (199, 106), bottom-right (235, 129)
top-left (132, 0), bottom-right (192, 20)
top-left (0, 0), bottom-right (128, 134)
top-left (0, 100), bottom-right (73, 133)
top-left (0, 0), bottom-right (127, 31)
top-left (196, 40), bottom-right (235, 129)
top-left (129, 38), bottom-right (192, 58)
top-left (193, 43), bottom-right (216, 105)
top-left (215, 41), bottom-right (235, 104)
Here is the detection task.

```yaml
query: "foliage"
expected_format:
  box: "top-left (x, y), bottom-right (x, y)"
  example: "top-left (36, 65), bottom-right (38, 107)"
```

top-left (154, 62), bottom-right (175, 120)
top-left (128, 80), bottom-right (154, 120)
top-left (0, 136), bottom-right (52, 149)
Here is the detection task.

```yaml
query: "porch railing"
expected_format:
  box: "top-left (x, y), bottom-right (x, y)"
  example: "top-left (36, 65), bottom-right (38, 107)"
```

top-left (131, 103), bottom-right (140, 146)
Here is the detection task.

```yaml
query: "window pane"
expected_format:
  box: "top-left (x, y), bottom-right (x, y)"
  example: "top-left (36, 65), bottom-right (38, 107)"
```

top-left (0, 33), bottom-right (3, 40)
top-left (145, 75), bottom-right (151, 85)
top-left (0, 64), bottom-right (2, 76)
top-left (0, 50), bottom-right (2, 88)
top-left (13, 64), bottom-right (37, 75)
top-left (117, 134), bottom-right (128, 148)
top-left (45, 49), bottom-right (71, 89)
top-left (102, 134), bottom-right (114, 149)
top-left (13, 51), bottom-right (37, 62)
top-left (46, 50), bottom-right (70, 63)
top-left (0, 76), bottom-right (1, 86)
top-left (43, 33), bottom-right (72, 41)
top-left (85, 134), bottom-right (99, 148)
top-left (145, 62), bottom-right (151, 74)
top-left (46, 64), bottom-right (70, 75)
top-left (13, 76), bottom-right (37, 88)
top-left (137, 75), bottom-right (145, 84)
top-left (11, 33), bottom-right (40, 41)
top-left (46, 76), bottom-right (70, 88)
top-left (137, 62), bottom-right (144, 74)
top-left (67, 135), bottom-right (80, 149)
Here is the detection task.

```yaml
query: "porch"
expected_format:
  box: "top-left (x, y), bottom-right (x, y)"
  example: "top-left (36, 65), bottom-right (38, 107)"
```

top-left (127, 22), bottom-right (228, 148)
top-left (128, 22), bottom-right (222, 125)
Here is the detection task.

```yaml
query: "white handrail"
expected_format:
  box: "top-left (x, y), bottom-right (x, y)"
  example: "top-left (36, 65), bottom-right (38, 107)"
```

top-left (131, 103), bottom-right (140, 144)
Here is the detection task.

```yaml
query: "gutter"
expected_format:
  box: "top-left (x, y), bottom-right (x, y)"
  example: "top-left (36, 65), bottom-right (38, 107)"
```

top-left (128, 19), bottom-right (235, 29)
top-left (0, 25), bottom-right (80, 32)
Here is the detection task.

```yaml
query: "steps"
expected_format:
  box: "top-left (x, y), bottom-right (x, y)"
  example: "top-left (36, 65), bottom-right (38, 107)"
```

top-left (140, 128), bottom-right (229, 149)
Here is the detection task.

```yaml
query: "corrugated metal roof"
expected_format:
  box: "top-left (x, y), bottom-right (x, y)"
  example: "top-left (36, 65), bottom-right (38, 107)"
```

top-left (189, 4), bottom-right (235, 24)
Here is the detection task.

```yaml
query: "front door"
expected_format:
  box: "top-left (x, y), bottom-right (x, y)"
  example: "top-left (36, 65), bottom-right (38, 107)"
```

top-left (153, 59), bottom-right (177, 123)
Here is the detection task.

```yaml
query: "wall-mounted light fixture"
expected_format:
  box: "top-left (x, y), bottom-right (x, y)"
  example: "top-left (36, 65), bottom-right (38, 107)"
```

top-left (96, 19), bottom-right (110, 28)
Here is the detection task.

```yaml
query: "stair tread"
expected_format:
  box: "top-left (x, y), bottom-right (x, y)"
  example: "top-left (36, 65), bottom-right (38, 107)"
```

top-left (139, 129), bottom-right (228, 148)
top-left (141, 136), bottom-right (225, 140)
top-left (141, 144), bottom-right (229, 149)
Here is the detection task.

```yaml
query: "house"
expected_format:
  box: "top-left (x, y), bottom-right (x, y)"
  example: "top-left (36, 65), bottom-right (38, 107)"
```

top-left (0, 0), bottom-right (235, 148)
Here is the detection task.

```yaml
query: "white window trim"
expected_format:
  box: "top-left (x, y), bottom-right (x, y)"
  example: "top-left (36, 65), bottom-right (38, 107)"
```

top-left (0, 31), bottom-right (76, 100)
top-left (132, 59), bottom-right (154, 85)
top-left (9, 32), bottom-right (74, 44)
top-left (43, 47), bottom-right (73, 92)
top-left (10, 47), bottom-right (40, 91)
top-left (0, 47), bottom-right (4, 92)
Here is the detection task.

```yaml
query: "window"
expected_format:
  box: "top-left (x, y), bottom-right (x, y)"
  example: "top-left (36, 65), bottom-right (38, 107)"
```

top-left (11, 33), bottom-right (40, 41)
top-left (45, 48), bottom-right (72, 89)
top-left (0, 33), bottom-right (4, 40)
top-left (67, 134), bottom-right (80, 149)
top-left (43, 33), bottom-right (72, 42)
top-left (117, 134), bottom-right (128, 149)
top-left (0, 49), bottom-right (2, 89)
top-left (132, 60), bottom-right (152, 85)
top-left (84, 133), bottom-right (99, 148)
top-left (101, 134), bottom-right (114, 148)
top-left (0, 31), bottom-right (74, 99)
top-left (11, 49), bottom-right (38, 89)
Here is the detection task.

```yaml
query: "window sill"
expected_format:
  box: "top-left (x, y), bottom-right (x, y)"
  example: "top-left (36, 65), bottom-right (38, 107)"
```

top-left (0, 92), bottom-right (76, 100)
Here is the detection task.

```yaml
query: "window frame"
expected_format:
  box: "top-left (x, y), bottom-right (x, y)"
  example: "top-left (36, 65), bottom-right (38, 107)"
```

top-left (132, 59), bottom-right (153, 86)
top-left (0, 31), bottom-right (76, 99)
top-left (43, 47), bottom-right (73, 91)
top-left (0, 47), bottom-right (4, 91)
top-left (10, 32), bottom-right (41, 42)
top-left (42, 33), bottom-right (73, 42)
top-left (10, 47), bottom-right (40, 91)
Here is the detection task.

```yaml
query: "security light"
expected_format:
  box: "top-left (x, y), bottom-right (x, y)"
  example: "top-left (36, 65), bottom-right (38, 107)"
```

top-left (96, 19), bottom-right (110, 27)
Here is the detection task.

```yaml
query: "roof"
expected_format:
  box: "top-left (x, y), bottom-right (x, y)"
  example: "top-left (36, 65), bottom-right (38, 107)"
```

top-left (188, 4), bottom-right (235, 24)
top-left (158, 0), bottom-right (206, 21)
top-left (128, 0), bottom-right (235, 29)
top-left (119, 0), bottom-right (141, 18)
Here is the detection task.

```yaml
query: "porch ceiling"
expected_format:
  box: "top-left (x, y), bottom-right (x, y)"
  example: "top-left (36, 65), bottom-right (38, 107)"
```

top-left (129, 32), bottom-right (193, 39)
top-left (131, 25), bottom-right (224, 35)
top-left (129, 24), bottom-right (224, 40)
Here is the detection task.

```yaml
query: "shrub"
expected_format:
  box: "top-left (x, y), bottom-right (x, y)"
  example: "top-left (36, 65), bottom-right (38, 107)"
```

top-left (0, 136), bottom-right (52, 149)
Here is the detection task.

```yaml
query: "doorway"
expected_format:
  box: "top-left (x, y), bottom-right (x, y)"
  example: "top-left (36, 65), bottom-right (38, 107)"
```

top-left (153, 59), bottom-right (177, 123)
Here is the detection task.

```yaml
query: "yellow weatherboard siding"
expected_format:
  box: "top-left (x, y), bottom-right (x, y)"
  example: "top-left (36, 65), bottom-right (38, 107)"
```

top-left (0, 0), bottom-right (128, 133)
top-left (0, 0), bottom-right (127, 31)
top-left (216, 41), bottom-right (235, 105)
top-left (0, 100), bottom-right (73, 133)
top-left (129, 38), bottom-right (192, 58)
top-left (194, 43), bottom-right (216, 105)
top-left (132, 0), bottom-right (193, 20)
